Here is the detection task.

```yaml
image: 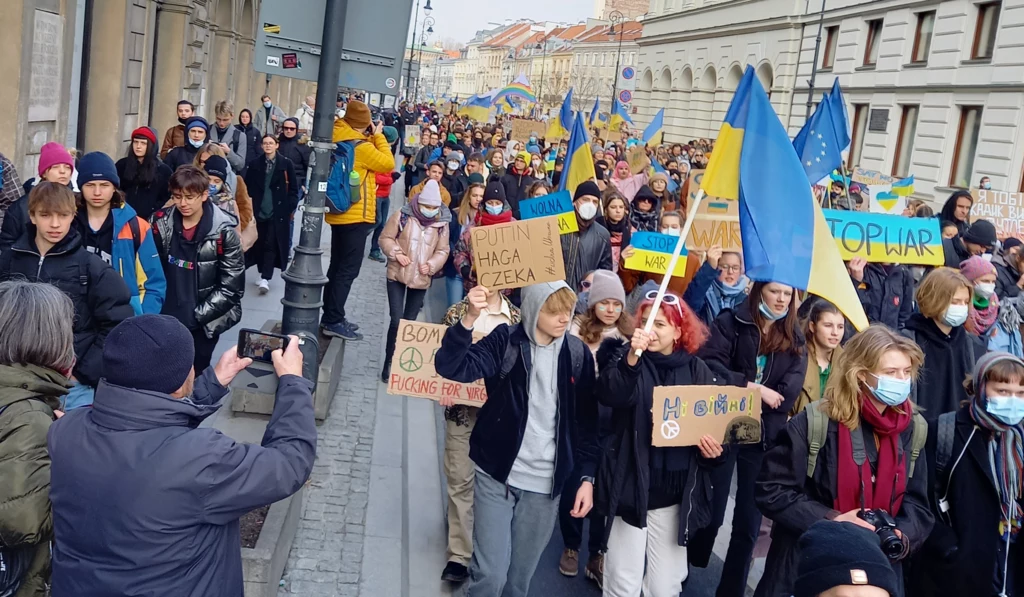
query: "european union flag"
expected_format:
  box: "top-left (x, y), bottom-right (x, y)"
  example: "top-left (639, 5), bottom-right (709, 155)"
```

top-left (828, 79), bottom-right (851, 150)
top-left (793, 94), bottom-right (845, 186)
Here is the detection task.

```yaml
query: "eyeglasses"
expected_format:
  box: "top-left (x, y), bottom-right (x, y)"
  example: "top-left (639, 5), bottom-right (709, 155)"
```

top-left (283, 126), bottom-right (297, 131)
top-left (719, 265), bottom-right (742, 273)
top-left (171, 193), bottom-right (204, 204)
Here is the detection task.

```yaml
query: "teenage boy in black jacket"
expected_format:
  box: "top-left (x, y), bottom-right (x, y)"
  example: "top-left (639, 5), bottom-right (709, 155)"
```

top-left (436, 281), bottom-right (599, 597)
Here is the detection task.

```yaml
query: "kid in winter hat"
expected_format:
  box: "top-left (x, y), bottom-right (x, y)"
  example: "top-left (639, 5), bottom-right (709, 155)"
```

top-left (416, 180), bottom-right (443, 208)
top-left (38, 142), bottom-right (74, 178)
top-left (76, 152), bottom-right (120, 188)
top-left (587, 270), bottom-right (626, 309)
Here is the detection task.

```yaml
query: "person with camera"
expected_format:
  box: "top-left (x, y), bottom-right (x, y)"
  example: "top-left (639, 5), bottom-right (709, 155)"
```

top-left (753, 326), bottom-right (935, 597)
top-left (47, 314), bottom-right (316, 597)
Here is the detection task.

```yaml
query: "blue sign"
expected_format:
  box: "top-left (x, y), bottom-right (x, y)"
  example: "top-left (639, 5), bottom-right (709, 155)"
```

top-left (621, 66), bottom-right (635, 80)
top-left (519, 190), bottom-right (573, 220)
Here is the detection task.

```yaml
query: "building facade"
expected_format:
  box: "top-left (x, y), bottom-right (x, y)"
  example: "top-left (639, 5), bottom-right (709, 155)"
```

top-left (570, 22), bottom-right (642, 114)
top-left (594, 0), bottom-right (649, 20)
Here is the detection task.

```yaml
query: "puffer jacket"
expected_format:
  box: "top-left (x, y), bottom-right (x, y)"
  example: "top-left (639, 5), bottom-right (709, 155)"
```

top-left (379, 205), bottom-right (451, 289)
top-left (151, 204), bottom-right (244, 338)
top-left (111, 202), bottom-right (167, 315)
top-left (327, 119), bottom-right (395, 226)
top-left (0, 364), bottom-right (67, 597)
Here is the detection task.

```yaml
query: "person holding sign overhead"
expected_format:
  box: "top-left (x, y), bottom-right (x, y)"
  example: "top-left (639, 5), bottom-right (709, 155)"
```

top-left (560, 181), bottom-right (612, 294)
top-left (753, 326), bottom-right (934, 597)
top-left (695, 281), bottom-right (807, 597)
top-left (847, 257), bottom-right (915, 332)
top-left (453, 181), bottom-right (515, 297)
top-left (594, 291), bottom-right (724, 597)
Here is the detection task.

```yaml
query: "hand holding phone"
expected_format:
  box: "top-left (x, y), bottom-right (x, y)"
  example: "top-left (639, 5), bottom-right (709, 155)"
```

top-left (238, 329), bottom-right (291, 364)
top-left (272, 336), bottom-right (303, 377)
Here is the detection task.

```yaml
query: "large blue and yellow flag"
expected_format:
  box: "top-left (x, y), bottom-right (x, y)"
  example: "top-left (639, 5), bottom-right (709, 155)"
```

top-left (643, 108), bottom-right (665, 147)
top-left (547, 87), bottom-right (574, 140)
top-left (459, 94), bottom-right (492, 123)
top-left (558, 113), bottom-right (597, 197)
top-left (609, 97), bottom-right (634, 132)
top-left (589, 97), bottom-right (600, 126)
top-left (702, 67), bottom-right (868, 330)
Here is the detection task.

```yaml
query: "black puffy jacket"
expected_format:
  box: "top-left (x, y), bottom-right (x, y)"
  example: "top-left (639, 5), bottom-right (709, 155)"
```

top-left (151, 204), bottom-right (244, 338)
top-left (0, 228), bottom-right (134, 387)
top-left (855, 263), bottom-right (915, 330)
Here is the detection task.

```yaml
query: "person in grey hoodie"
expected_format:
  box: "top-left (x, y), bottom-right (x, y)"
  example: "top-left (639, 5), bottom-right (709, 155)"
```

top-left (436, 281), bottom-right (599, 597)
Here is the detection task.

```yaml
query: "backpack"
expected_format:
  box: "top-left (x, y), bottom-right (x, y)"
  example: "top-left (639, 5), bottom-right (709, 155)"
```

top-left (325, 140), bottom-right (367, 213)
top-left (497, 325), bottom-right (587, 382)
top-left (933, 411), bottom-right (959, 519)
top-left (803, 401), bottom-right (928, 479)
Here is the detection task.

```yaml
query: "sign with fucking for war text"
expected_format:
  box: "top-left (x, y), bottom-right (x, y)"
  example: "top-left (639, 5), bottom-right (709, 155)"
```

top-left (387, 320), bottom-right (487, 406)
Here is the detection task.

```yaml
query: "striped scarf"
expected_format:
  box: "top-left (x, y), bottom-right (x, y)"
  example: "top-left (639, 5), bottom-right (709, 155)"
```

top-left (969, 398), bottom-right (1024, 539)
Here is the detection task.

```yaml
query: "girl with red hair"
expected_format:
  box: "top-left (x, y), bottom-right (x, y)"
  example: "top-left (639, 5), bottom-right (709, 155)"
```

top-left (593, 291), bottom-right (725, 596)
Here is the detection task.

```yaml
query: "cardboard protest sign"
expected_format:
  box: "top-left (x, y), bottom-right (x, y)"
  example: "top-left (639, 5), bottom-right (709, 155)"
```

top-left (510, 119), bottom-right (546, 143)
top-left (823, 209), bottom-right (944, 265)
top-left (652, 385), bottom-right (762, 447)
top-left (403, 127), bottom-right (421, 151)
top-left (626, 145), bottom-right (648, 174)
top-left (851, 167), bottom-right (894, 187)
top-left (623, 231), bottom-right (689, 277)
top-left (470, 216), bottom-right (566, 290)
top-left (387, 320), bottom-right (487, 406)
top-left (970, 188), bottom-right (1024, 237)
top-left (518, 190), bottom-right (578, 234)
top-left (685, 169), bottom-right (741, 251)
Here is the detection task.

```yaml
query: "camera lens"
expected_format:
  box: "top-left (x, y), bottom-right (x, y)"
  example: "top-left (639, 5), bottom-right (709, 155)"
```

top-left (877, 528), bottom-right (903, 560)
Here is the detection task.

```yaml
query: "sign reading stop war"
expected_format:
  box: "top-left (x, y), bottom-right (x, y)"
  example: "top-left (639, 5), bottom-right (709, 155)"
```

top-left (470, 216), bottom-right (566, 290)
top-left (652, 385), bottom-right (762, 447)
top-left (823, 209), bottom-right (944, 266)
top-left (970, 188), bottom-right (1024, 237)
top-left (623, 231), bottom-right (688, 277)
top-left (387, 320), bottom-right (487, 406)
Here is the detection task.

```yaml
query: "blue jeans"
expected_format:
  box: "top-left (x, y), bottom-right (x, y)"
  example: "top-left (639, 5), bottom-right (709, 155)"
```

top-left (63, 383), bottom-right (96, 410)
top-left (446, 274), bottom-right (464, 307)
top-left (371, 196), bottom-right (390, 253)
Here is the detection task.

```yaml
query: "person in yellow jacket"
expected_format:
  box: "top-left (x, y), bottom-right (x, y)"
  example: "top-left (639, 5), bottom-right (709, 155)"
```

top-left (321, 100), bottom-right (396, 341)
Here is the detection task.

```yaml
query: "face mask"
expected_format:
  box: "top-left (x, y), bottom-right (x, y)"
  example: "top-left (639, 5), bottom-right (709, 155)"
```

top-left (529, 137), bottom-right (537, 143)
top-left (485, 204), bottom-right (504, 216)
top-left (983, 182), bottom-right (992, 190)
top-left (943, 304), bottom-right (969, 327)
top-left (758, 300), bottom-right (788, 322)
top-left (532, 160), bottom-right (541, 168)
top-left (981, 252), bottom-right (993, 262)
top-left (661, 228), bottom-right (681, 237)
top-left (986, 394), bottom-right (1024, 425)
top-left (188, 137), bottom-right (204, 149)
top-left (263, 101), bottom-right (272, 108)
top-left (447, 161), bottom-right (459, 171)
top-left (577, 202), bottom-right (598, 221)
top-left (868, 374), bottom-right (912, 407)
top-left (975, 282), bottom-right (996, 299)
top-left (419, 206), bottom-right (439, 219)
top-left (208, 183), bottom-right (220, 196)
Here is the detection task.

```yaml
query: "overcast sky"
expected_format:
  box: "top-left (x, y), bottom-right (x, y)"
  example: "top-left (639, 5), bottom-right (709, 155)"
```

top-left (407, 0), bottom-right (595, 45)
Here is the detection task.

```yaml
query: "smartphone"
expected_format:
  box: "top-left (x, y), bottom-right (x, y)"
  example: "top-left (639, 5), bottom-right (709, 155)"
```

top-left (237, 329), bottom-right (290, 364)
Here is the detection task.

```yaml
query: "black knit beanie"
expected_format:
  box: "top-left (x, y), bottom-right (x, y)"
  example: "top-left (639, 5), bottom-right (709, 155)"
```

top-left (794, 521), bottom-right (899, 597)
top-left (103, 314), bottom-right (196, 394)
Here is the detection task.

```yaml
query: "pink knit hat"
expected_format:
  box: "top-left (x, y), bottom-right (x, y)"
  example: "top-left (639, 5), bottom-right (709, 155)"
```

top-left (38, 142), bottom-right (74, 177)
top-left (959, 255), bottom-right (996, 281)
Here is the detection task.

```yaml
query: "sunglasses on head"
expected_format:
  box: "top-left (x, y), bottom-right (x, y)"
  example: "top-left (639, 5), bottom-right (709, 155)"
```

top-left (644, 289), bottom-right (684, 317)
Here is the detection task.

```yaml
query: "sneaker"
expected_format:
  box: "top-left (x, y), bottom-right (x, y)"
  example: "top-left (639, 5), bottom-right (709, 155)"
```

top-left (257, 279), bottom-right (270, 295)
top-left (584, 553), bottom-right (604, 589)
top-left (441, 561), bottom-right (469, 583)
top-left (321, 320), bottom-right (363, 341)
top-left (558, 548), bottom-right (579, 577)
top-left (368, 249), bottom-right (386, 263)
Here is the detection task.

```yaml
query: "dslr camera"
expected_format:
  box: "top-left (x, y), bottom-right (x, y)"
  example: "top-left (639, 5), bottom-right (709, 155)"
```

top-left (857, 509), bottom-right (903, 560)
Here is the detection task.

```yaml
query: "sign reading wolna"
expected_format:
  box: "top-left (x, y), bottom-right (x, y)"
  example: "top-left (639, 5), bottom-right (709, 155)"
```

top-left (518, 190), bottom-right (578, 234)
top-left (823, 209), bottom-right (944, 266)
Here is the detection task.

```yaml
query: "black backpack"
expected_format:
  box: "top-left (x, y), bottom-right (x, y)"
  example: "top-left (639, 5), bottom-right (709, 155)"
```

top-left (497, 324), bottom-right (587, 381)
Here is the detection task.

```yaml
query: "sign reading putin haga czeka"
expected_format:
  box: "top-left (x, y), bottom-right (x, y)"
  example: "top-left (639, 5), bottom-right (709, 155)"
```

top-left (387, 320), bottom-right (487, 406)
top-left (652, 385), bottom-right (762, 447)
top-left (823, 209), bottom-right (944, 266)
top-left (470, 216), bottom-right (566, 290)
top-left (685, 169), bottom-right (741, 251)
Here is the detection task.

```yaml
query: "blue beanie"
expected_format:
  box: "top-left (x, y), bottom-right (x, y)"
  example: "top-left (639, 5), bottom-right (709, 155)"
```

top-left (76, 152), bottom-right (120, 188)
top-left (103, 314), bottom-right (196, 394)
top-left (185, 116), bottom-right (209, 133)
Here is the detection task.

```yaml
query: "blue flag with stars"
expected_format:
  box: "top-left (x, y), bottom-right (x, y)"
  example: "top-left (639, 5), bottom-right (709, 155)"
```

top-left (793, 94), bottom-right (845, 185)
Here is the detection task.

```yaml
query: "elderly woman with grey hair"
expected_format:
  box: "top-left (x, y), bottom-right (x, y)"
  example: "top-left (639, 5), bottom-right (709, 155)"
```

top-left (0, 280), bottom-right (75, 597)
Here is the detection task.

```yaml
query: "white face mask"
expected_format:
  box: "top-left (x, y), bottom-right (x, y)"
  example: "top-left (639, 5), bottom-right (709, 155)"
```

top-left (263, 101), bottom-right (272, 108)
top-left (943, 304), bottom-right (969, 327)
top-left (577, 202), bottom-right (598, 221)
top-left (975, 282), bottom-right (996, 299)
top-left (447, 161), bottom-right (459, 171)
top-left (661, 228), bottom-right (682, 237)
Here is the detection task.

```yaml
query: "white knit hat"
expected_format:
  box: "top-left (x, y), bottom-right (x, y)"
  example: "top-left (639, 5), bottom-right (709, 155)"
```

top-left (418, 180), bottom-right (443, 207)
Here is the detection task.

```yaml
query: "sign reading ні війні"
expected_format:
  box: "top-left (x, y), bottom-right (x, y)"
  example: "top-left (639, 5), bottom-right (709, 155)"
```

top-left (970, 188), bottom-right (1024, 237)
top-left (652, 385), bottom-right (762, 447)
top-left (823, 209), bottom-right (944, 266)
top-left (386, 320), bottom-right (487, 406)
top-left (470, 216), bottom-right (565, 290)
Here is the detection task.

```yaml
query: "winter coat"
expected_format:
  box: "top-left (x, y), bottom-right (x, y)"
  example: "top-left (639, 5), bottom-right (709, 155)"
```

top-left (413, 145), bottom-right (435, 177)
top-left (253, 104), bottom-right (288, 137)
top-left (294, 103), bottom-right (315, 133)
top-left (379, 205), bottom-right (451, 289)
top-left (910, 406), bottom-right (1024, 597)
top-left (277, 136), bottom-right (311, 189)
top-left (901, 313), bottom-right (986, 422)
top-left (681, 261), bottom-right (726, 319)
top-left (243, 153), bottom-right (298, 272)
top-left (326, 119), bottom-right (395, 226)
top-left (698, 299), bottom-right (808, 447)
top-left (151, 204), bottom-right (244, 338)
top-left (994, 256), bottom-right (1022, 300)
top-left (47, 368), bottom-right (316, 597)
top-left (609, 170), bottom-right (649, 202)
top-left (208, 125), bottom-right (247, 173)
top-left (159, 124), bottom-right (185, 159)
top-left (0, 364), bottom-right (67, 597)
top-left (560, 220), bottom-right (613, 293)
top-left (855, 263), bottom-right (914, 330)
top-left (753, 409), bottom-right (935, 597)
top-left (790, 345), bottom-right (843, 416)
top-left (498, 166), bottom-right (533, 218)
top-left (409, 178), bottom-right (452, 206)
top-left (0, 152), bottom-right (24, 229)
top-left (375, 171), bottom-right (397, 199)
top-left (114, 157), bottom-right (173, 221)
top-left (0, 195), bottom-right (29, 253)
top-left (164, 142), bottom-right (201, 173)
top-left (237, 124), bottom-right (261, 167)
top-left (594, 338), bottom-right (721, 555)
top-left (0, 229), bottom-right (134, 388)
top-left (442, 170), bottom-right (468, 207)
top-left (110, 202), bottom-right (167, 315)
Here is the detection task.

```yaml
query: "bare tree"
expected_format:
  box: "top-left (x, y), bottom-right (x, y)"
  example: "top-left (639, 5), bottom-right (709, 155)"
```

top-left (440, 37), bottom-right (464, 52)
top-left (567, 67), bottom-right (607, 113)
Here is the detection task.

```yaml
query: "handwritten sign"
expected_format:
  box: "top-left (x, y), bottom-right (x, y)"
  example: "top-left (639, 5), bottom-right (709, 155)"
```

top-left (626, 146), bottom-right (648, 174)
top-left (851, 167), bottom-right (894, 187)
top-left (387, 321), bottom-right (487, 406)
top-left (823, 209), bottom-right (944, 265)
top-left (403, 127), bottom-right (421, 151)
top-left (624, 231), bottom-right (689, 277)
top-left (510, 119), bottom-right (546, 143)
top-left (686, 169), bottom-right (741, 251)
top-left (470, 216), bottom-right (566, 290)
top-left (652, 385), bottom-right (762, 447)
top-left (971, 188), bottom-right (1024, 237)
top-left (519, 190), bottom-right (578, 234)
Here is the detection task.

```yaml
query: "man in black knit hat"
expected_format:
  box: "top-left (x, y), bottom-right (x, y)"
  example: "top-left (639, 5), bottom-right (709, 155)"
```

top-left (794, 521), bottom-right (898, 597)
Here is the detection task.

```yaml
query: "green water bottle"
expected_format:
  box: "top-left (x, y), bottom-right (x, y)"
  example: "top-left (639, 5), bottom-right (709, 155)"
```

top-left (349, 170), bottom-right (360, 188)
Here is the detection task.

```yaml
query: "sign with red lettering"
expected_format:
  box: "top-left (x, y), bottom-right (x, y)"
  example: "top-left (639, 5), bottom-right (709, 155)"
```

top-left (386, 320), bottom-right (487, 406)
top-left (470, 216), bottom-right (566, 291)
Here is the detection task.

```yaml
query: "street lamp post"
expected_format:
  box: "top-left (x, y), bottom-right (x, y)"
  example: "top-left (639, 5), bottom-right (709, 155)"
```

top-left (404, 0), bottom-right (431, 100)
top-left (805, 0), bottom-right (827, 120)
top-left (536, 39), bottom-right (548, 117)
top-left (608, 11), bottom-right (624, 132)
top-left (414, 17), bottom-right (434, 101)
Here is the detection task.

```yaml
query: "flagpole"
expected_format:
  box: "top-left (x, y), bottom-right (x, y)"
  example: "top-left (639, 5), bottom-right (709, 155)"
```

top-left (635, 190), bottom-right (706, 357)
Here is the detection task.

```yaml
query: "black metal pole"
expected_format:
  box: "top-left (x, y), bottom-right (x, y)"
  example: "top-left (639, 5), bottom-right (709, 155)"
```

top-left (280, 0), bottom-right (346, 381)
top-left (405, 0), bottom-right (420, 99)
top-left (805, 0), bottom-right (827, 120)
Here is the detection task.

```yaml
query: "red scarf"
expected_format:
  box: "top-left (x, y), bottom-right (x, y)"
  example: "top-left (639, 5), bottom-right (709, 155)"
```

top-left (834, 394), bottom-right (912, 514)
top-left (475, 208), bottom-right (513, 227)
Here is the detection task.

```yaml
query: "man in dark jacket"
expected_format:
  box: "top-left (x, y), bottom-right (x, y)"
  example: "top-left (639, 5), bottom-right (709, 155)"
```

top-left (152, 166), bottom-right (244, 372)
top-left (442, 150), bottom-right (468, 208)
top-left (244, 134), bottom-right (299, 294)
top-left (436, 281), bottom-right (599, 597)
top-left (48, 314), bottom-right (316, 597)
top-left (164, 116), bottom-right (210, 172)
top-left (209, 100), bottom-right (247, 173)
top-left (848, 258), bottom-right (914, 330)
top-left (993, 237), bottom-right (1023, 299)
top-left (560, 181), bottom-right (612, 293)
top-left (277, 117), bottom-right (312, 193)
top-left (498, 151), bottom-right (535, 218)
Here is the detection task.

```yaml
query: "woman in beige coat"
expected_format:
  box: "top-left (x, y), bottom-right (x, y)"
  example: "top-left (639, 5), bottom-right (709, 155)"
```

top-left (379, 179), bottom-right (451, 381)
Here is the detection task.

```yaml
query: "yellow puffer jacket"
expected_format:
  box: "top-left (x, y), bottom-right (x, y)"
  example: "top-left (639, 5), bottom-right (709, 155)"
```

top-left (327, 119), bottom-right (396, 226)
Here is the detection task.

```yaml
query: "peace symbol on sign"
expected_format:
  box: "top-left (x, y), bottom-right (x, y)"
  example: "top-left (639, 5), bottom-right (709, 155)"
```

top-left (661, 420), bottom-right (680, 440)
top-left (399, 347), bottom-right (423, 372)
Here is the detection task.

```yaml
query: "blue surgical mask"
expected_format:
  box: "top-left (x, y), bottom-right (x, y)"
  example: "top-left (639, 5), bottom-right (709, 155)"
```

top-left (485, 204), bottom-right (503, 216)
top-left (188, 137), bottom-right (204, 149)
top-left (983, 182), bottom-right (992, 190)
top-left (208, 183), bottom-right (219, 196)
top-left (758, 300), bottom-right (788, 322)
top-left (263, 101), bottom-right (272, 108)
top-left (419, 206), bottom-right (439, 219)
top-left (868, 374), bottom-right (912, 406)
top-left (943, 304), bottom-right (969, 327)
top-left (986, 394), bottom-right (1024, 425)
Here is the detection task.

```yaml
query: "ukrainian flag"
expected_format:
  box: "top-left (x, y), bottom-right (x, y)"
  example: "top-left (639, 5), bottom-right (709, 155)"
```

top-left (547, 88), bottom-right (574, 140)
top-left (459, 94), bottom-right (492, 123)
top-left (702, 66), bottom-right (868, 330)
top-left (558, 113), bottom-right (597, 196)
top-left (642, 108), bottom-right (665, 147)
top-left (589, 97), bottom-right (600, 126)
top-left (608, 97), bottom-right (634, 132)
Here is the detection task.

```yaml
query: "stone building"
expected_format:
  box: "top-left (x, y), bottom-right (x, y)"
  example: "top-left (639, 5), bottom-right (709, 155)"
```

top-left (1, 0), bottom-right (315, 180)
